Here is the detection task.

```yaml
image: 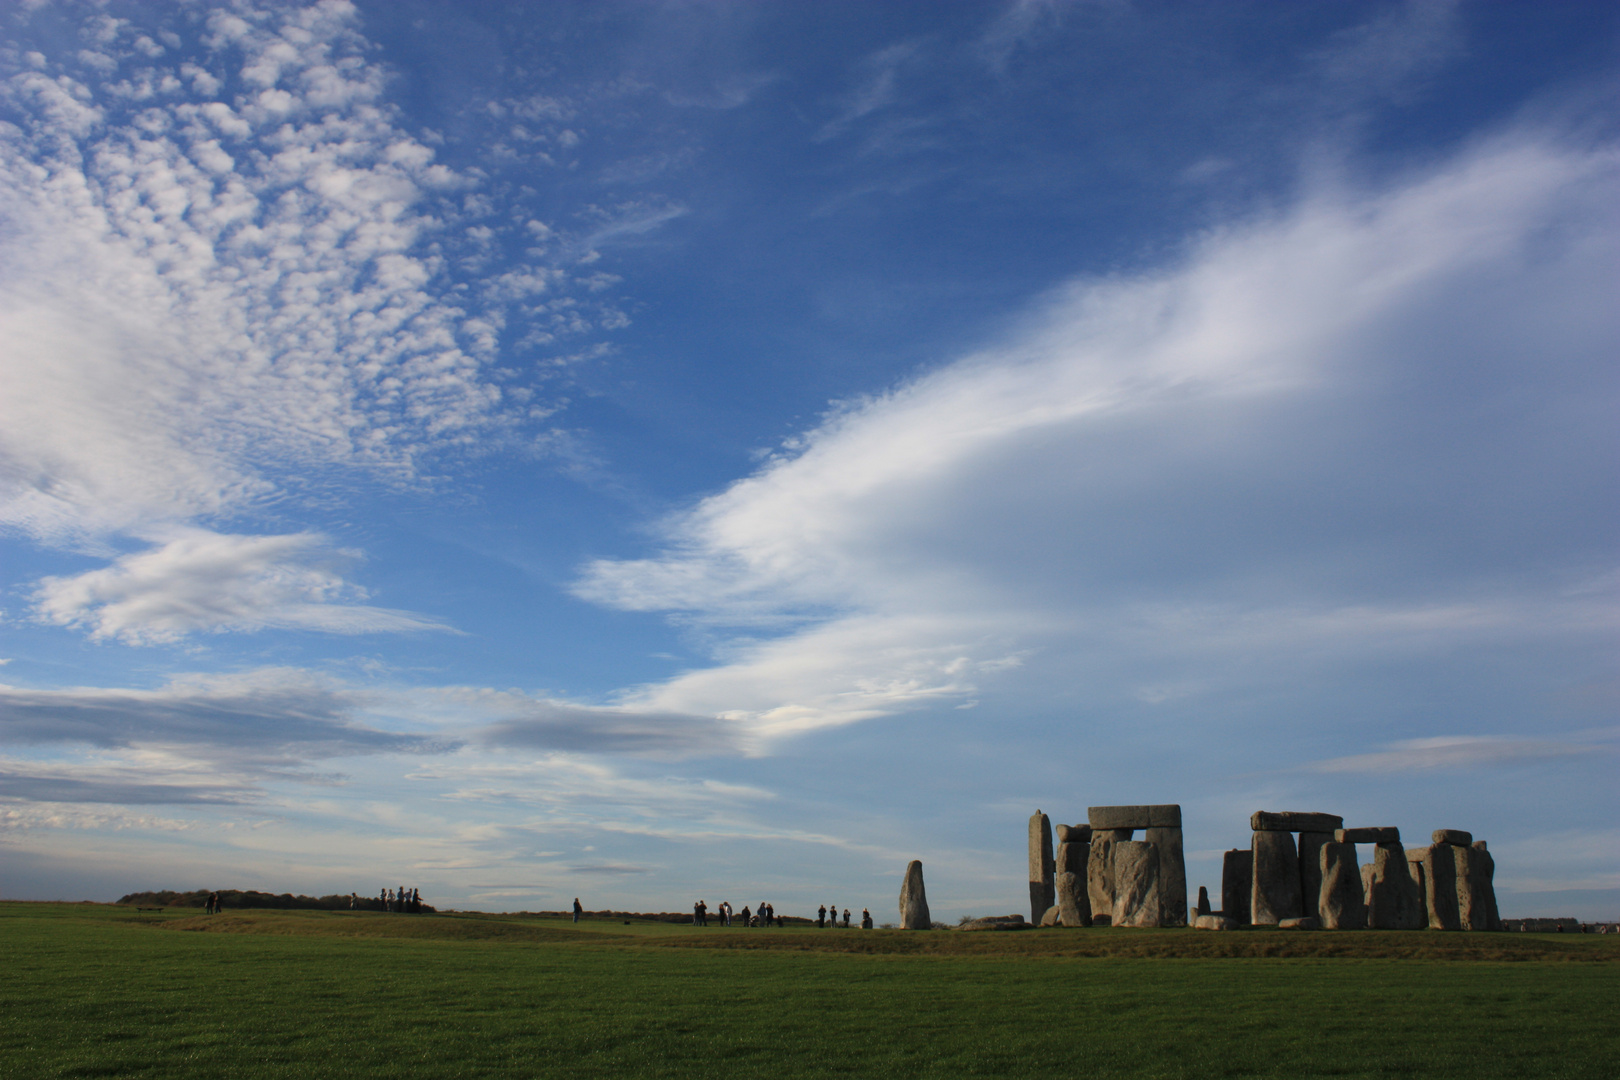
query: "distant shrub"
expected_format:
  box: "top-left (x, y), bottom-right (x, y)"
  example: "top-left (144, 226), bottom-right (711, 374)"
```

top-left (116, 889), bottom-right (434, 913)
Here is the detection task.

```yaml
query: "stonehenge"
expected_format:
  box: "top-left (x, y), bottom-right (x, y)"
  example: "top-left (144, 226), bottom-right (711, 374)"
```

top-left (899, 860), bottom-right (931, 929)
top-left (1011, 805), bottom-right (1502, 932)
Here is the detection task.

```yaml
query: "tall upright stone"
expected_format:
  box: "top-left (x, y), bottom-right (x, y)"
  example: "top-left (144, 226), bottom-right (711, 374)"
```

top-left (1056, 833), bottom-right (1090, 877)
top-left (1222, 849), bottom-right (1253, 924)
top-left (1196, 886), bottom-right (1212, 917)
top-left (1455, 843), bottom-right (1500, 932)
top-left (1088, 829), bottom-right (1131, 922)
top-left (1056, 871), bottom-right (1088, 928)
top-left (1365, 842), bottom-right (1423, 930)
top-left (1422, 845), bottom-right (1461, 931)
top-left (899, 860), bottom-right (931, 930)
top-left (1029, 811), bottom-right (1055, 924)
top-left (1406, 848), bottom-right (1431, 926)
top-left (1298, 832), bottom-right (1333, 923)
top-left (1318, 840), bottom-right (1366, 930)
top-left (1111, 841), bottom-right (1163, 928)
top-left (1251, 830), bottom-right (1303, 925)
top-left (1144, 825), bottom-right (1187, 926)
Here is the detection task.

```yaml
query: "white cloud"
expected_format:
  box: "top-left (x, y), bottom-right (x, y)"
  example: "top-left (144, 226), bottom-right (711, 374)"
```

top-left (1309, 734), bottom-right (1611, 774)
top-left (32, 529), bottom-right (454, 643)
top-left (577, 128), bottom-right (1620, 740)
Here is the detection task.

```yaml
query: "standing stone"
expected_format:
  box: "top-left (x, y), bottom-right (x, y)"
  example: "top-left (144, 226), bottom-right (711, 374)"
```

top-left (1088, 829), bottom-right (1132, 921)
top-left (1406, 849), bottom-right (1431, 927)
top-left (1365, 842), bottom-right (1423, 930)
top-left (1222, 849), bottom-right (1253, 924)
top-left (1318, 840), bottom-right (1366, 930)
top-left (1251, 829), bottom-right (1303, 925)
top-left (1056, 839), bottom-right (1088, 877)
top-left (1455, 844), bottom-right (1500, 931)
top-left (1056, 871), bottom-right (1087, 927)
top-left (1196, 886), bottom-right (1212, 917)
top-left (1144, 825), bottom-right (1187, 926)
top-left (1029, 811), bottom-right (1055, 924)
top-left (899, 860), bottom-right (931, 930)
top-left (1422, 845), bottom-right (1461, 931)
top-left (1111, 841), bottom-right (1163, 928)
top-left (1298, 832), bottom-right (1333, 923)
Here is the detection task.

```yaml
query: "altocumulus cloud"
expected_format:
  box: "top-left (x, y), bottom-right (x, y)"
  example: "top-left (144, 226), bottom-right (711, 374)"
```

top-left (577, 127), bottom-right (1619, 741)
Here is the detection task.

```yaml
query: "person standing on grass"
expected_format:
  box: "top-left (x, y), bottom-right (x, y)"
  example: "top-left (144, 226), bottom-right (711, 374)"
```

top-left (739, 905), bottom-right (751, 927)
top-left (862, 908), bottom-right (872, 929)
top-left (818, 904), bottom-right (826, 928)
top-left (573, 897), bottom-right (583, 923)
top-left (843, 908), bottom-right (851, 928)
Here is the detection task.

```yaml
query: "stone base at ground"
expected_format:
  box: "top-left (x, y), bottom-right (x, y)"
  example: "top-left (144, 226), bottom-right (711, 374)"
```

top-left (1194, 915), bottom-right (1240, 930)
top-left (1278, 917), bottom-right (1321, 929)
top-left (1057, 870), bottom-right (1088, 927)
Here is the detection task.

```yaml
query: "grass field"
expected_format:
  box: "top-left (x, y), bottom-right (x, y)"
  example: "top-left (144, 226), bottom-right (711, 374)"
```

top-left (2, 902), bottom-right (1616, 1079)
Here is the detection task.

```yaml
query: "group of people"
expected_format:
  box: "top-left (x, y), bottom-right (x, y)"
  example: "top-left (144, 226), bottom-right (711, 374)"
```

top-left (357, 887), bottom-right (422, 913)
top-left (691, 900), bottom-right (874, 929)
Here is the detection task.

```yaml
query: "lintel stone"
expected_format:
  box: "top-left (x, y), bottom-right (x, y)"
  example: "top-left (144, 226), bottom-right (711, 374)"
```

top-left (1088, 804), bottom-right (1180, 830)
top-left (1432, 829), bottom-right (1472, 846)
top-left (1251, 811), bottom-right (1344, 833)
top-left (1336, 827), bottom-right (1400, 844)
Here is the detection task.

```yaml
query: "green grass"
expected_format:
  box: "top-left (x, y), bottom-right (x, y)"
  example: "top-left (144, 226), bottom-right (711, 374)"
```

top-left (2, 902), bottom-right (1615, 1079)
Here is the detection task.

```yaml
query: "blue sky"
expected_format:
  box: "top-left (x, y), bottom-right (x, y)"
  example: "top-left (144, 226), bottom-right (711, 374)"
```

top-left (1, 0), bottom-right (1615, 920)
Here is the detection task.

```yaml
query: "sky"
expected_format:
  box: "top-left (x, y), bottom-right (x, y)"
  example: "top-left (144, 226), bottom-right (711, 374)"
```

top-left (0, 0), bottom-right (1615, 922)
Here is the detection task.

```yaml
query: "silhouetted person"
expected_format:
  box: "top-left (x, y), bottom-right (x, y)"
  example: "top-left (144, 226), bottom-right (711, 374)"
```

top-left (740, 905), bottom-right (752, 927)
top-left (573, 897), bottom-right (583, 923)
top-left (861, 908), bottom-right (872, 929)
top-left (843, 908), bottom-right (851, 928)
top-left (695, 900), bottom-right (708, 926)
top-left (818, 904), bottom-right (826, 928)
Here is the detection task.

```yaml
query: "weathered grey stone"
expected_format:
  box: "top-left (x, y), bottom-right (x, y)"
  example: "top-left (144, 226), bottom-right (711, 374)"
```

top-left (1111, 840), bottom-right (1163, 928)
top-left (1365, 842), bottom-right (1424, 930)
top-left (1298, 832), bottom-right (1332, 923)
top-left (1336, 827), bottom-right (1400, 844)
top-left (1196, 886), bottom-right (1212, 917)
top-left (1454, 844), bottom-right (1500, 932)
top-left (1318, 840), bottom-right (1366, 930)
top-left (1055, 824), bottom-right (1092, 845)
top-left (958, 915), bottom-right (1029, 932)
top-left (1471, 840), bottom-right (1488, 852)
top-left (1278, 917), bottom-right (1320, 930)
top-left (1222, 849), bottom-right (1253, 924)
top-left (1251, 829), bottom-right (1303, 925)
top-left (1422, 845), bottom-right (1461, 931)
top-left (1194, 914), bottom-right (1240, 930)
top-left (1087, 804), bottom-right (1181, 830)
top-left (1087, 829), bottom-right (1131, 918)
top-left (1144, 825), bottom-right (1187, 926)
top-left (900, 860), bottom-right (931, 930)
top-left (1406, 849), bottom-right (1430, 926)
top-left (1056, 840), bottom-right (1088, 877)
top-left (1029, 811), bottom-right (1055, 924)
top-left (1040, 905), bottom-right (1061, 927)
top-left (1057, 870), bottom-right (1088, 928)
top-left (1251, 811), bottom-right (1344, 833)
top-left (1433, 829), bottom-right (1472, 847)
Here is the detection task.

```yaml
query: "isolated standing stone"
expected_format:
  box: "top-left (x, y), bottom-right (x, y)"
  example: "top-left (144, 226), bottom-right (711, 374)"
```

top-left (899, 860), bottom-right (931, 930)
top-left (1298, 832), bottom-right (1332, 923)
top-left (1111, 841), bottom-right (1163, 928)
top-left (1056, 871), bottom-right (1088, 927)
top-left (1222, 849), bottom-right (1253, 923)
top-left (1144, 825), bottom-right (1188, 926)
top-left (1029, 811), bottom-right (1055, 924)
top-left (1454, 844), bottom-right (1500, 931)
top-left (1365, 842), bottom-right (1423, 930)
top-left (1196, 886), bottom-right (1211, 917)
top-left (1318, 840), bottom-right (1366, 930)
top-left (1422, 845), bottom-right (1462, 931)
top-left (1088, 829), bottom-right (1131, 919)
top-left (1251, 829), bottom-right (1303, 925)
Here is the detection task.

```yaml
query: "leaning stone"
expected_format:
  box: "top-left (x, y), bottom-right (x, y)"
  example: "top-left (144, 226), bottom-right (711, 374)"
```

top-left (1088, 829), bottom-right (1131, 918)
top-left (1196, 886), bottom-right (1212, 917)
top-left (1222, 849), bottom-right (1253, 924)
top-left (1251, 811), bottom-right (1344, 833)
top-left (1432, 829), bottom-right (1472, 847)
top-left (1336, 827), bottom-right (1400, 845)
top-left (1111, 840), bottom-right (1163, 927)
top-left (900, 860), bottom-right (932, 930)
top-left (1319, 841), bottom-right (1366, 929)
top-left (1145, 825), bottom-right (1187, 926)
top-left (1365, 842), bottom-right (1423, 930)
top-left (1252, 829), bottom-right (1303, 925)
top-left (1454, 845), bottom-right (1500, 931)
top-left (1421, 845), bottom-right (1461, 931)
top-left (1278, 917), bottom-right (1321, 930)
top-left (1057, 870), bottom-right (1088, 927)
top-left (1088, 805), bottom-right (1151, 831)
top-left (1298, 832), bottom-right (1332, 923)
top-left (1194, 915), bottom-right (1240, 930)
top-left (1040, 905), bottom-right (1060, 926)
top-left (1029, 811), bottom-right (1055, 924)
